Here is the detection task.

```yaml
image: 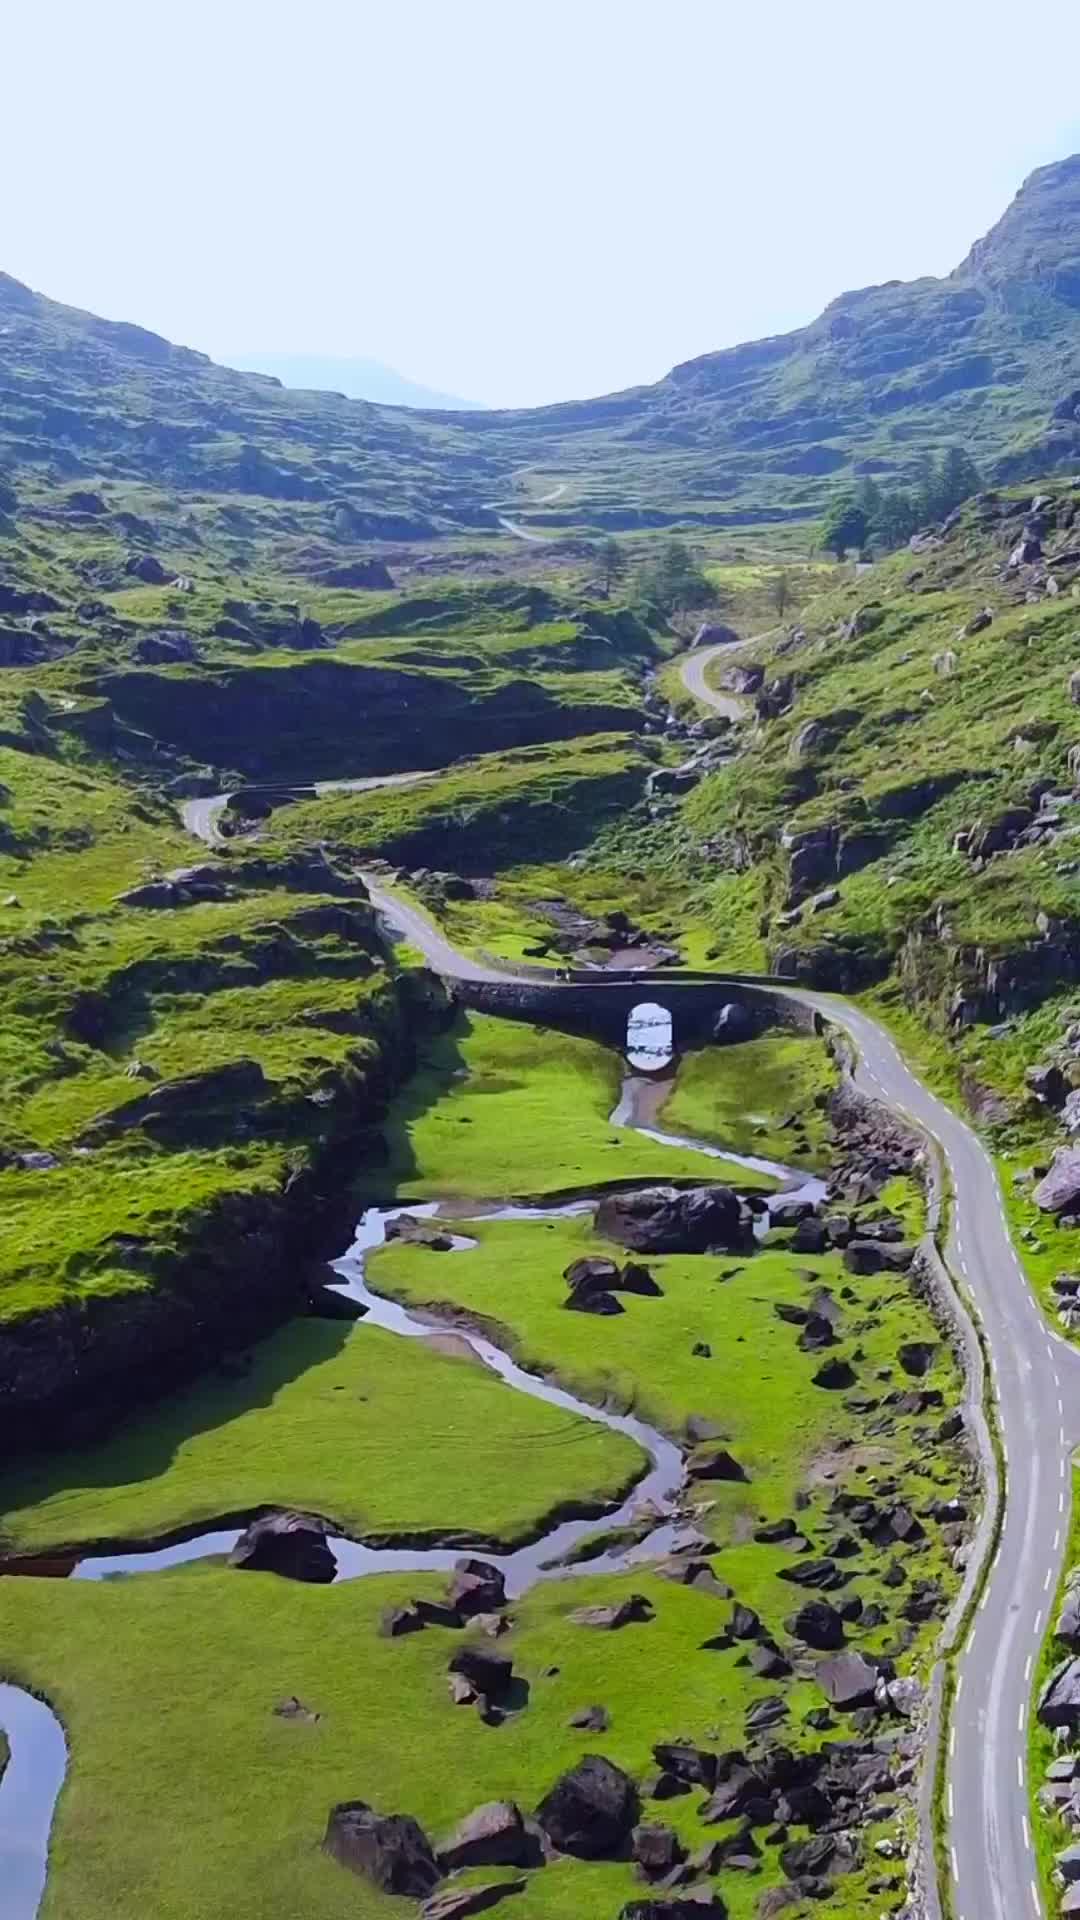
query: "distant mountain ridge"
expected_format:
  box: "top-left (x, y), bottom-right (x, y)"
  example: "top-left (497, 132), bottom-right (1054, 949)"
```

top-left (1, 155), bottom-right (1080, 535)
top-left (228, 352), bottom-right (482, 411)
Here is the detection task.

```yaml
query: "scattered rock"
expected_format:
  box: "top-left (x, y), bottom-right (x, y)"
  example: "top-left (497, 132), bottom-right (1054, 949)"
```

top-left (568, 1594), bottom-right (654, 1630)
top-left (447, 1645), bottom-right (513, 1702)
top-left (1035, 1150), bottom-right (1080, 1215)
top-left (812, 1358), bottom-right (857, 1390)
top-left (687, 1446), bottom-right (748, 1483)
top-left (898, 1340), bottom-right (936, 1378)
top-left (448, 1558), bottom-right (506, 1618)
top-left (816, 1651), bottom-right (879, 1709)
top-left (228, 1511), bottom-right (336, 1583)
top-left (787, 1600), bottom-right (846, 1650)
top-left (631, 1823), bottom-right (684, 1879)
top-left (568, 1705), bottom-right (610, 1731)
top-left (536, 1754), bottom-right (640, 1858)
top-left (438, 1801), bottom-right (533, 1871)
top-left (651, 1744), bottom-right (717, 1790)
top-left (273, 1695), bottom-right (320, 1723)
top-left (1040, 1659), bottom-right (1080, 1729)
top-left (322, 1801), bottom-right (440, 1896)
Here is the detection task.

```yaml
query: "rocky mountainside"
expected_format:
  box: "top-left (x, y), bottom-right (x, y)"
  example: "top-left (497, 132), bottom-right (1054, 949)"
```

top-left (2, 156), bottom-right (1080, 536)
top-left (464, 155), bottom-right (1080, 527)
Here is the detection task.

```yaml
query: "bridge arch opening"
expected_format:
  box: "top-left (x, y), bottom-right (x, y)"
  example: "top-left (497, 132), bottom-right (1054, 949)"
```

top-left (626, 1001), bottom-right (674, 1074)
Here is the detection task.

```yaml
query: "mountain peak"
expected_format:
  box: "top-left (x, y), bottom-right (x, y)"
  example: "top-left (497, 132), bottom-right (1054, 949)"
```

top-left (957, 151), bottom-right (1080, 295)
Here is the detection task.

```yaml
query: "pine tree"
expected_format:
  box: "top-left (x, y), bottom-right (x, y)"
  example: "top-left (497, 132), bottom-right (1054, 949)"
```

top-left (938, 445), bottom-right (981, 516)
top-left (597, 536), bottom-right (626, 597)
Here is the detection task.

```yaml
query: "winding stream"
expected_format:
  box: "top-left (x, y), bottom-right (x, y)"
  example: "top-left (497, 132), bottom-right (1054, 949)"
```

top-left (0, 1075), bottom-right (824, 1916)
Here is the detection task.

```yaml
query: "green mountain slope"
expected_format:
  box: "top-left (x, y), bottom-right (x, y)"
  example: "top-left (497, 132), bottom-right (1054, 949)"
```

top-left (3, 156), bottom-right (1080, 536)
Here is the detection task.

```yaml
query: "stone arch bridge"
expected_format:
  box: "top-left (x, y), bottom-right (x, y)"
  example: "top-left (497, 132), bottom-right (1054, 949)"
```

top-left (454, 968), bottom-right (820, 1063)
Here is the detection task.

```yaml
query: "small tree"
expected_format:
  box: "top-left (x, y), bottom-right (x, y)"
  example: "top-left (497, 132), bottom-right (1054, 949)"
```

top-left (938, 445), bottom-right (981, 516)
top-left (820, 494), bottom-right (868, 563)
top-left (911, 452), bottom-right (941, 528)
top-left (769, 569), bottom-right (793, 619)
top-left (597, 536), bottom-right (626, 598)
top-left (638, 538), bottom-right (712, 617)
top-left (875, 487), bottom-right (918, 550)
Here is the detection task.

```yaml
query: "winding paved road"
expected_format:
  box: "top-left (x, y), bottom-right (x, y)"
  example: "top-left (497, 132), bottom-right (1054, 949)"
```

top-left (682, 636), bottom-right (1078, 1920)
top-left (679, 635), bottom-right (758, 723)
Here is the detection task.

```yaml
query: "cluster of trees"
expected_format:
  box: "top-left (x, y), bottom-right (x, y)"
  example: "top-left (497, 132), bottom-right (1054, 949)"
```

top-left (592, 535), bottom-right (713, 617)
top-left (820, 446), bottom-right (982, 561)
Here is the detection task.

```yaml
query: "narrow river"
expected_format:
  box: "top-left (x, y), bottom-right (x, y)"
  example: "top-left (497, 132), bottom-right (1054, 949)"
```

top-left (0, 1074), bottom-right (824, 1915)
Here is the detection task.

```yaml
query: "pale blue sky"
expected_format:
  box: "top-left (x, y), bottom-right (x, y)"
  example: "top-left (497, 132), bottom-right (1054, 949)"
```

top-left (5, 0), bottom-right (1080, 406)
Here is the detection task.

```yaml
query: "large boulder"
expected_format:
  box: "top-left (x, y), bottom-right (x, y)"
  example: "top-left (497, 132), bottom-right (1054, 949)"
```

top-left (229, 1511), bottom-right (336, 1582)
top-left (1040, 1658), bottom-right (1080, 1728)
top-left (687, 1446), bottom-right (748, 1484)
top-left (631, 1823), bottom-right (684, 1878)
top-left (438, 1801), bottom-right (532, 1871)
top-left (787, 1600), bottom-right (846, 1650)
top-left (1035, 1150), bottom-right (1080, 1215)
top-left (447, 1558), bottom-right (506, 1618)
top-left (816, 1651), bottom-right (879, 1709)
top-left (1057, 1583), bottom-right (1080, 1647)
top-left (448, 1645), bottom-right (513, 1701)
top-left (563, 1257), bottom-right (662, 1305)
top-left (322, 1801), bottom-right (440, 1895)
top-left (536, 1754), bottom-right (640, 1858)
top-left (595, 1186), bottom-right (747, 1254)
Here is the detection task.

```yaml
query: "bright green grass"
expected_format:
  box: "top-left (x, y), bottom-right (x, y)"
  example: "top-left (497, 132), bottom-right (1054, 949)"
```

top-left (372, 1212), bottom-right (962, 1521)
top-left (0, 1550), bottom-right (941, 1920)
top-left (364, 1013), bottom-right (774, 1201)
top-left (0, 1316), bottom-right (640, 1556)
top-left (258, 733), bottom-right (647, 873)
top-left (658, 1033), bottom-right (838, 1169)
top-left (0, 1148), bottom-right (281, 1321)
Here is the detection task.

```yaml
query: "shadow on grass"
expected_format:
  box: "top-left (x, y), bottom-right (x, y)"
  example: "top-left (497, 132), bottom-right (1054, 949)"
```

top-left (0, 1315), bottom-right (355, 1538)
top-left (351, 1011), bottom-right (474, 1204)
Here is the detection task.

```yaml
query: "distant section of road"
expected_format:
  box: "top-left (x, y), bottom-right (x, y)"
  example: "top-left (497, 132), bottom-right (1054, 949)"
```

top-left (181, 768), bottom-right (438, 849)
top-left (679, 635), bottom-right (1072, 1920)
top-left (678, 634), bottom-right (758, 723)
